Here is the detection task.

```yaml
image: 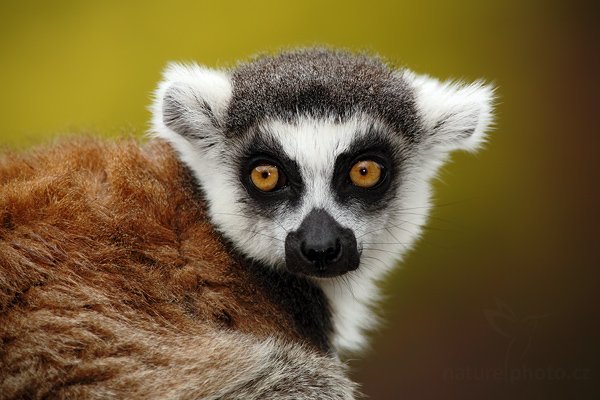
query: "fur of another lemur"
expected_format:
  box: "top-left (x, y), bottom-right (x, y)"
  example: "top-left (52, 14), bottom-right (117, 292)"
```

top-left (0, 139), bottom-right (354, 399)
top-left (0, 48), bottom-right (494, 399)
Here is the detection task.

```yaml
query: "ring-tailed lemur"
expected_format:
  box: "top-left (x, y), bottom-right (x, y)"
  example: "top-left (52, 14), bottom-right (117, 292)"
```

top-left (152, 48), bottom-right (494, 354)
top-left (0, 48), bottom-right (493, 399)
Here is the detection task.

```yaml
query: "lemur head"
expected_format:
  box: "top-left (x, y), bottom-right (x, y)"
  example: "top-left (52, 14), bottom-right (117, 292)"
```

top-left (152, 49), bottom-right (494, 281)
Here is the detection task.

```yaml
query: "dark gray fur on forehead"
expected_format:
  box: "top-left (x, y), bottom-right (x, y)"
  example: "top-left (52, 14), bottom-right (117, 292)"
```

top-left (225, 48), bottom-right (420, 140)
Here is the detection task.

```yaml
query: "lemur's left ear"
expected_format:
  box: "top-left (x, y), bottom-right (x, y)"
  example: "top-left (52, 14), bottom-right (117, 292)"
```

top-left (151, 63), bottom-right (232, 150)
top-left (404, 71), bottom-right (495, 153)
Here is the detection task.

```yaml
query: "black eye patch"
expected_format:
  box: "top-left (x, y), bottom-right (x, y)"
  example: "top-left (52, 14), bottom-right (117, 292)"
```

top-left (238, 137), bottom-right (304, 211)
top-left (331, 136), bottom-right (399, 211)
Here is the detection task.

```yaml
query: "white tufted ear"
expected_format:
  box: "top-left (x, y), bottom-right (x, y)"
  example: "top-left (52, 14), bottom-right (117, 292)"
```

top-left (404, 71), bottom-right (495, 153)
top-left (151, 63), bottom-right (232, 151)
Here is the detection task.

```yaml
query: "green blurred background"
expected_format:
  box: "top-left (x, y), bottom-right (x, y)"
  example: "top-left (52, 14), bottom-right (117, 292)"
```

top-left (1, 0), bottom-right (598, 398)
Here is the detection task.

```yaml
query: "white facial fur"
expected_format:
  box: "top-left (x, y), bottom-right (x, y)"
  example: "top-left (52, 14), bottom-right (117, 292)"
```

top-left (151, 61), bottom-right (495, 354)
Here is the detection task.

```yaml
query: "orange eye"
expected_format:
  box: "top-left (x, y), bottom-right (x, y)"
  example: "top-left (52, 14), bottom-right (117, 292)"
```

top-left (250, 164), bottom-right (281, 192)
top-left (349, 160), bottom-right (383, 188)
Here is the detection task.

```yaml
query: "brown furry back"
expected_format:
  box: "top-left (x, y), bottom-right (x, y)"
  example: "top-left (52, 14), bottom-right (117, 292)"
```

top-left (0, 138), bottom-right (355, 399)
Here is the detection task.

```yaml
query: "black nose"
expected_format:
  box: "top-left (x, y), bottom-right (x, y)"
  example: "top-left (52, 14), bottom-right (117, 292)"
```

top-left (301, 238), bottom-right (342, 266)
top-left (285, 209), bottom-right (360, 277)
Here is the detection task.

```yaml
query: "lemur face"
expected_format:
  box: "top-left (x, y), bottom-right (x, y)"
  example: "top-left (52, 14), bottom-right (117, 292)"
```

top-left (233, 116), bottom-right (405, 277)
top-left (152, 49), bottom-right (494, 281)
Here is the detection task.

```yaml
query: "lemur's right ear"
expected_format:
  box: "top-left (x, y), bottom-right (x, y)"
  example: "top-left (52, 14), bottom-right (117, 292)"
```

top-left (151, 63), bottom-right (232, 150)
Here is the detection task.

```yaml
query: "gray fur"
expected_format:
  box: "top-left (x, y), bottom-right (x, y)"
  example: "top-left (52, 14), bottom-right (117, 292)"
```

top-left (225, 48), bottom-right (420, 140)
top-left (207, 335), bottom-right (358, 400)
